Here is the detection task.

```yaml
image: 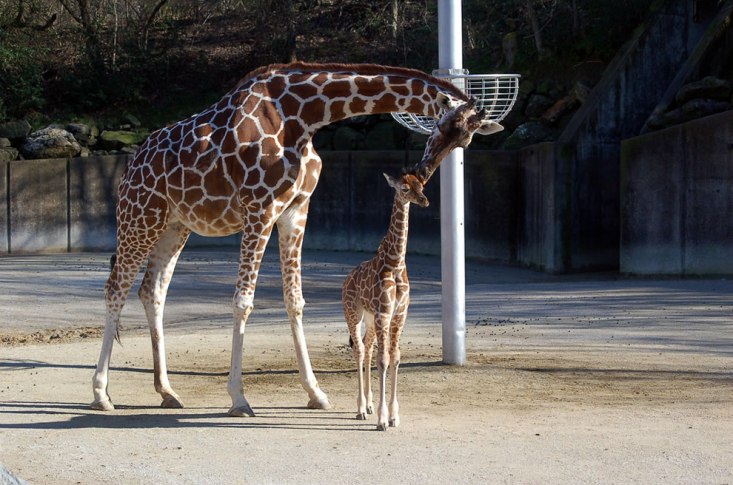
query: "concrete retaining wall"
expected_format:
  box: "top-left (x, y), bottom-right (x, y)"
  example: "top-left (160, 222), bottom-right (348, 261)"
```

top-left (548, 0), bottom-right (708, 272)
top-left (621, 110), bottom-right (733, 274)
top-left (0, 151), bottom-right (519, 262)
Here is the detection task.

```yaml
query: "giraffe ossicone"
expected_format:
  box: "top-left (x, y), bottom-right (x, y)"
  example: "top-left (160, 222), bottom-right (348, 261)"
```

top-left (90, 62), bottom-right (492, 416)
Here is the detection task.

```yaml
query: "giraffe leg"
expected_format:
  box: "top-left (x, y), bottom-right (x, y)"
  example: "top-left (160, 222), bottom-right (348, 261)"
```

top-left (343, 289), bottom-right (367, 420)
top-left (91, 244), bottom-right (151, 410)
top-left (227, 217), bottom-right (276, 417)
top-left (138, 223), bottom-right (191, 409)
top-left (363, 312), bottom-right (376, 416)
top-left (374, 311), bottom-right (392, 431)
top-left (276, 201), bottom-right (331, 410)
top-left (388, 298), bottom-right (408, 428)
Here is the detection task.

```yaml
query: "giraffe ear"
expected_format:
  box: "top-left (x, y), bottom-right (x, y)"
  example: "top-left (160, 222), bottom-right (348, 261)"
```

top-left (383, 172), bottom-right (399, 188)
top-left (477, 120), bottom-right (505, 135)
top-left (436, 92), bottom-right (459, 110)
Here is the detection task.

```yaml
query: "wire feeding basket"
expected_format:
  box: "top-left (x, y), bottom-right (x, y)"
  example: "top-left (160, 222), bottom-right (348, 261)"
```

top-left (392, 71), bottom-right (521, 135)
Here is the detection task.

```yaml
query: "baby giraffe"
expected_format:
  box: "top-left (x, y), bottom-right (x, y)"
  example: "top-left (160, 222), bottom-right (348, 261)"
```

top-left (342, 172), bottom-right (429, 431)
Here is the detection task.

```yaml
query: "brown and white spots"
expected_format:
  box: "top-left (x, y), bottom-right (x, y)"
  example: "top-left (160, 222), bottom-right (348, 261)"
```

top-left (91, 62), bottom-right (473, 418)
top-left (342, 172), bottom-right (428, 431)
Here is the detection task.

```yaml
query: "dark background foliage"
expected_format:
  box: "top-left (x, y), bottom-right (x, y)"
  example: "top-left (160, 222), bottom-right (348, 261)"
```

top-left (0, 0), bottom-right (654, 127)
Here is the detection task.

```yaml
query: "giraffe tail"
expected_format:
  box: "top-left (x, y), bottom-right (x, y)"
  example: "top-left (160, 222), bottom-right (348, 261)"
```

top-left (348, 335), bottom-right (354, 348)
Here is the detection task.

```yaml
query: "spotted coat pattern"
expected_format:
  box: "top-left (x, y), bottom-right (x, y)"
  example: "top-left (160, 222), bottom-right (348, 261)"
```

top-left (91, 62), bottom-right (470, 417)
top-left (341, 100), bottom-right (501, 431)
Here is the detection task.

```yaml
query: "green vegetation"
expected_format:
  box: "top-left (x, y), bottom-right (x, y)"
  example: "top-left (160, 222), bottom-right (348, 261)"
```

top-left (0, 0), bottom-right (654, 127)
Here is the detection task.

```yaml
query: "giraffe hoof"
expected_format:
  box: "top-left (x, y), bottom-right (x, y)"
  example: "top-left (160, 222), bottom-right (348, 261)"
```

top-left (366, 404), bottom-right (374, 415)
top-left (356, 412), bottom-right (367, 420)
top-left (389, 417), bottom-right (400, 427)
top-left (161, 395), bottom-right (184, 409)
top-left (90, 399), bottom-right (115, 412)
top-left (228, 404), bottom-right (256, 417)
top-left (376, 423), bottom-right (388, 431)
top-left (307, 395), bottom-right (333, 410)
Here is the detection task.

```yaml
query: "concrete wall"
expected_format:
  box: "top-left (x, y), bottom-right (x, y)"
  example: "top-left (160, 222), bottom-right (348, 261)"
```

top-left (1, 160), bottom-right (8, 253)
top-left (0, 151), bottom-right (520, 263)
top-left (516, 143), bottom-right (562, 272)
top-left (548, 0), bottom-right (709, 272)
top-left (621, 110), bottom-right (733, 274)
top-left (9, 158), bottom-right (68, 252)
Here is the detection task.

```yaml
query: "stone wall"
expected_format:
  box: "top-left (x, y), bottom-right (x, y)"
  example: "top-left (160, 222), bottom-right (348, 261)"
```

top-left (620, 110), bottom-right (733, 274)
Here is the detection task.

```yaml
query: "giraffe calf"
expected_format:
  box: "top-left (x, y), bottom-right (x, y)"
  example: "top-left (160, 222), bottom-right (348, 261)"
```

top-left (342, 172), bottom-right (428, 431)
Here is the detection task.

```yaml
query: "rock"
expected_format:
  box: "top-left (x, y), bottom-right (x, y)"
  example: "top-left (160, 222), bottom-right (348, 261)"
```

top-left (0, 147), bottom-right (19, 162)
top-left (0, 137), bottom-right (11, 148)
top-left (502, 121), bottom-right (555, 150)
top-left (20, 127), bottom-right (81, 159)
top-left (66, 123), bottom-right (98, 146)
top-left (675, 76), bottom-right (731, 105)
top-left (98, 130), bottom-right (149, 151)
top-left (0, 119), bottom-right (31, 141)
top-left (124, 114), bottom-right (142, 128)
top-left (535, 80), bottom-right (563, 99)
top-left (571, 81), bottom-right (593, 103)
top-left (542, 95), bottom-right (580, 124)
top-left (648, 98), bottom-right (732, 130)
top-left (524, 94), bottom-right (554, 118)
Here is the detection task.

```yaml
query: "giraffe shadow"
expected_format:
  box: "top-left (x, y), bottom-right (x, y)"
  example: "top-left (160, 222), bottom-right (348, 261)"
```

top-left (0, 401), bottom-right (380, 432)
top-left (0, 358), bottom-right (446, 376)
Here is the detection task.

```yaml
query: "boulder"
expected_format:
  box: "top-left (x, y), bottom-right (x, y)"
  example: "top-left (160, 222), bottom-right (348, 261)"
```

top-left (502, 121), bottom-right (555, 150)
top-left (0, 147), bottom-right (19, 162)
top-left (0, 119), bottom-right (31, 141)
top-left (647, 98), bottom-right (732, 130)
top-left (542, 95), bottom-right (580, 124)
top-left (20, 127), bottom-right (81, 159)
top-left (66, 123), bottom-right (98, 146)
top-left (524, 94), bottom-right (554, 118)
top-left (124, 113), bottom-right (142, 128)
top-left (675, 76), bottom-right (731, 105)
top-left (0, 137), bottom-right (11, 148)
top-left (98, 130), bottom-right (148, 151)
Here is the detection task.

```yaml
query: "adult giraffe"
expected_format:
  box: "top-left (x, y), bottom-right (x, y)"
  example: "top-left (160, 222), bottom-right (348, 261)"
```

top-left (91, 62), bottom-right (499, 417)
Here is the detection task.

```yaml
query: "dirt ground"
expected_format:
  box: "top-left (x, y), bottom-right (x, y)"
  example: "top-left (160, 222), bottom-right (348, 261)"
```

top-left (1, 249), bottom-right (732, 484)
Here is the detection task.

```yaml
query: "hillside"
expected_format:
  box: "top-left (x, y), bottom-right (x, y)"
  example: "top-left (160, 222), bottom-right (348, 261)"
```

top-left (0, 0), bottom-right (654, 145)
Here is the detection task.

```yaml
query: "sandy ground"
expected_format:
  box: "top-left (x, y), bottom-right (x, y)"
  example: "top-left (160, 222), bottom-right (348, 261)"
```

top-left (1, 249), bottom-right (732, 484)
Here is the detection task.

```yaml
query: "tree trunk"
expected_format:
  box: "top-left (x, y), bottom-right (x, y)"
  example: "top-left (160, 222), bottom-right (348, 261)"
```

top-left (525, 0), bottom-right (544, 57)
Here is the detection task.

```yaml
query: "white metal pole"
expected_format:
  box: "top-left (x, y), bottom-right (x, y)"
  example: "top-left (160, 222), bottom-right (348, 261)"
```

top-left (437, 0), bottom-right (466, 365)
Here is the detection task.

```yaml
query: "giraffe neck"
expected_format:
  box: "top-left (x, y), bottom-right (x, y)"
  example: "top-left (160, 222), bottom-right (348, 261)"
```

top-left (378, 195), bottom-right (411, 269)
top-left (236, 63), bottom-right (467, 134)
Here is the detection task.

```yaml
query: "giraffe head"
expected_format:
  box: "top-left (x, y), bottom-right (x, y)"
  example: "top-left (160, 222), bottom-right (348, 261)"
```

top-left (411, 98), bottom-right (504, 184)
top-left (383, 172), bottom-right (429, 208)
